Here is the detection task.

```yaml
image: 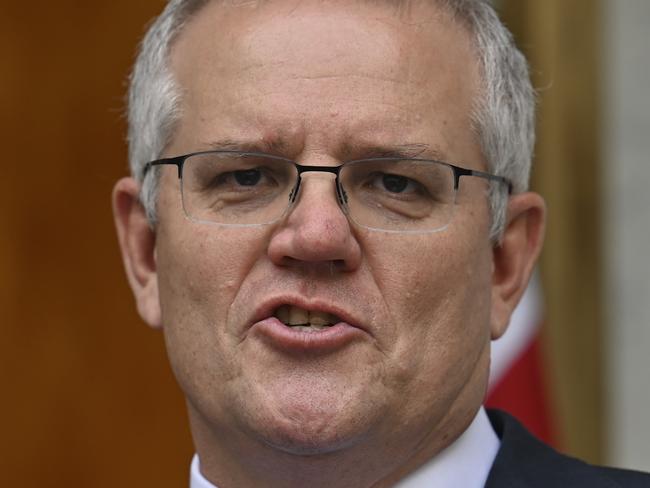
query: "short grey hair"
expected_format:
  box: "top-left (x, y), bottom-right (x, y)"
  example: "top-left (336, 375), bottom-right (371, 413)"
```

top-left (127, 0), bottom-right (535, 240)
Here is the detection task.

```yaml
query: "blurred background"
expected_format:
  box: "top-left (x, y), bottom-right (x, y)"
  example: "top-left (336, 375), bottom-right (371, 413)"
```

top-left (1, 0), bottom-right (648, 486)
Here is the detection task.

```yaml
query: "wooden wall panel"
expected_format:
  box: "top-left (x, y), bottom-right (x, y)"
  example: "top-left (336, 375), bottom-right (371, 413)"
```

top-left (499, 0), bottom-right (604, 463)
top-left (1, 2), bottom-right (193, 486)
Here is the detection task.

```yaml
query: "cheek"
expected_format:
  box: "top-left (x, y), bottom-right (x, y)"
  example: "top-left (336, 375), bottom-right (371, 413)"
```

top-left (366, 231), bottom-right (491, 325)
top-left (154, 221), bottom-right (270, 363)
top-left (361, 226), bottom-right (493, 387)
top-left (153, 166), bottom-right (271, 312)
top-left (153, 224), bottom-right (277, 420)
top-left (158, 229), bottom-right (256, 314)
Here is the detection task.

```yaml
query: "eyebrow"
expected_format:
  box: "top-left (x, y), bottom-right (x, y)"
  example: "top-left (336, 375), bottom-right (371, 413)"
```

top-left (201, 139), bottom-right (448, 162)
top-left (341, 142), bottom-right (448, 161)
top-left (203, 138), bottom-right (289, 154)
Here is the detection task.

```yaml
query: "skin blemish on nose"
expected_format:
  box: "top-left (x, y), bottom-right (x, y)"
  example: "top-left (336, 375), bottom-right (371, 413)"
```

top-left (323, 218), bottom-right (344, 238)
top-left (219, 280), bottom-right (237, 292)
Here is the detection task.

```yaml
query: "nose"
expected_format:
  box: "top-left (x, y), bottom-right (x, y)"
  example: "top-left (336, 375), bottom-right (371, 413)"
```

top-left (267, 174), bottom-right (362, 271)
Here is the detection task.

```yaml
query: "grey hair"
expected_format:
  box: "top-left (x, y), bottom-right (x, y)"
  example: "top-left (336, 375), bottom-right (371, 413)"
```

top-left (127, 0), bottom-right (210, 223)
top-left (127, 0), bottom-right (535, 240)
top-left (443, 0), bottom-right (536, 239)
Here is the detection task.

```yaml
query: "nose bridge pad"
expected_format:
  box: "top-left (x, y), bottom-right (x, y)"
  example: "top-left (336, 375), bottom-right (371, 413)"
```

top-left (289, 177), bottom-right (301, 204)
top-left (287, 173), bottom-right (349, 217)
top-left (335, 176), bottom-right (349, 208)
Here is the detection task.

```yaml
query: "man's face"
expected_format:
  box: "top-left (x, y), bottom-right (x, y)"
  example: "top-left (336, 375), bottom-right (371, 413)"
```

top-left (155, 0), bottom-right (494, 462)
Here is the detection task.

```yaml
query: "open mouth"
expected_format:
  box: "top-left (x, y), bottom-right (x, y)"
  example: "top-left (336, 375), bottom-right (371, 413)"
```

top-left (274, 305), bottom-right (341, 333)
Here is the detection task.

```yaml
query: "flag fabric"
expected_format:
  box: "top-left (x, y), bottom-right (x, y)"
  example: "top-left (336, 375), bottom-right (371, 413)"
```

top-left (486, 275), bottom-right (557, 446)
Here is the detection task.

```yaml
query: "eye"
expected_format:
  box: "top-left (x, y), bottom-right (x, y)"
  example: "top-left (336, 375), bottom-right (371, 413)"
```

top-left (371, 173), bottom-right (419, 194)
top-left (233, 169), bottom-right (262, 186)
top-left (211, 167), bottom-right (269, 189)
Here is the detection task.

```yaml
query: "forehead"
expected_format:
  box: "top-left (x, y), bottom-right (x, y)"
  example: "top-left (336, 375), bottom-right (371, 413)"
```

top-left (168, 0), bottom-right (481, 161)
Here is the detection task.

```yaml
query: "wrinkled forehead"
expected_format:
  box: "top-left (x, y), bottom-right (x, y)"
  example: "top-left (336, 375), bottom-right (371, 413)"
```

top-left (170, 0), bottom-right (478, 83)
top-left (167, 0), bottom-right (481, 160)
top-left (176, 0), bottom-right (469, 26)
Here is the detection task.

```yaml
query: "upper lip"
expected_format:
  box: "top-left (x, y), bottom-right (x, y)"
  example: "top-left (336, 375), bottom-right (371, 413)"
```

top-left (249, 295), bottom-right (368, 334)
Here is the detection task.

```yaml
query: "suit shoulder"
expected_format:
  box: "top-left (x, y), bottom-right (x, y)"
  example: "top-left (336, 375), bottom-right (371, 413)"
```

top-left (485, 409), bottom-right (650, 488)
top-left (598, 466), bottom-right (650, 487)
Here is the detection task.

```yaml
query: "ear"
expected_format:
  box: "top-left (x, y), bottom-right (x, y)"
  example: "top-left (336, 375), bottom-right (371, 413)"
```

top-left (112, 177), bottom-right (162, 329)
top-left (490, 192), bottom-right (545, 340)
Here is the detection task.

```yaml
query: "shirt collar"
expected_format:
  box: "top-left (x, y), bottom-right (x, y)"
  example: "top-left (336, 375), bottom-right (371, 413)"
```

top-left (393, 407), bottom-right (500, 488)
top-left (190, 407), bottom-right (499, 488)
top-left (190, 454), bottom-right (217, 488)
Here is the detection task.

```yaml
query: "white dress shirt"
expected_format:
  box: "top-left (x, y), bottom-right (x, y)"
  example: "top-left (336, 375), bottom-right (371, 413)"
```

top-left (190, 407), bottom-right (500, 488)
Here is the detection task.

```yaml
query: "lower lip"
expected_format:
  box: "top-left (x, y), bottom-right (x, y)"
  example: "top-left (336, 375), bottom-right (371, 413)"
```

top-left (250, 317), bottom-right (366, 353)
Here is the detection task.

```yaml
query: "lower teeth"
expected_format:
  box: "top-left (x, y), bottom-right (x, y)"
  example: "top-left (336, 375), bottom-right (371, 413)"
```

top-left (290, 324), bottom-right (330, 332)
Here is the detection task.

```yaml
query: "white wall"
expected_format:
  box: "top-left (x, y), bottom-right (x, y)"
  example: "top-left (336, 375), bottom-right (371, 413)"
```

top-left (603, 0), bottom-right (650, 472)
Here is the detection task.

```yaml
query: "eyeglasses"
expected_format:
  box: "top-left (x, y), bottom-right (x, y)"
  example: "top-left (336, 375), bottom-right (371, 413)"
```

top-left (144, 150), bottom-right (512, 233)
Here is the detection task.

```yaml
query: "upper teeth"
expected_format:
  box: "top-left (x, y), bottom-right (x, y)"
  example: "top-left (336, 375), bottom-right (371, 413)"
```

top-left (274, 305), bottom-right (338, 327)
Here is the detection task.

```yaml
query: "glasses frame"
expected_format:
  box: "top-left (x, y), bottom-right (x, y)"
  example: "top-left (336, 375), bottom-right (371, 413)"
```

top-left (143, 150), bottom-right (513, 232)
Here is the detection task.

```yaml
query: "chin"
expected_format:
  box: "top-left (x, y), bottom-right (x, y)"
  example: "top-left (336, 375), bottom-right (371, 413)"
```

top-left (239, 381), bottom-right (384, 457)
top-left (226, 349), bottom-right (387, 455)
top-left (253, 409), bottom-right (372, 456)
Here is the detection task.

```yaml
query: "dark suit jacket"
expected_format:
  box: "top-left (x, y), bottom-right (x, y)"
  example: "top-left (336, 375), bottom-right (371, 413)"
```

top-left (485, 410), bottom-right (650, 487)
